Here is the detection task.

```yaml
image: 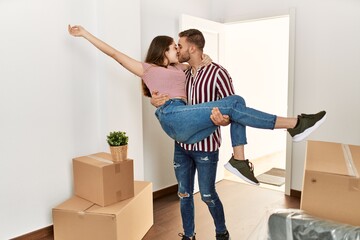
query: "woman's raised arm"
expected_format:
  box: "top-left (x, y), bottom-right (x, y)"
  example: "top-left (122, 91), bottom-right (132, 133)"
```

top-left (68, 25), bottom-right (144, 77)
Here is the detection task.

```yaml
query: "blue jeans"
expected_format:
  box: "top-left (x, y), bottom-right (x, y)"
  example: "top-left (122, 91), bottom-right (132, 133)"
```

top-left (155, 95), bottom-right (277, 146)
top-left (174, 142), bottom-right (226, 237)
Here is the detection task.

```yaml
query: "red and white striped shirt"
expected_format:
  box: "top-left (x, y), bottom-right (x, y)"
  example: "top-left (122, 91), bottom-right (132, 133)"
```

top-left (179, 62), bottom-right (235, 152)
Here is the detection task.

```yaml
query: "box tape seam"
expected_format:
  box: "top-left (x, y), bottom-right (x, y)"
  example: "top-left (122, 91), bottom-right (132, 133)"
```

top-left (342, 144), bottom-right (359, 178)
top-left (77, 204), bottom-right (96, 216)
top-left (88, 155), bottom-right (113, 164)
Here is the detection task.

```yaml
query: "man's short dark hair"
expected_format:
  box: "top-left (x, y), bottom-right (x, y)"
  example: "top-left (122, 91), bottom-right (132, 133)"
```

top-left (179, 29), bottom-right (205, 51)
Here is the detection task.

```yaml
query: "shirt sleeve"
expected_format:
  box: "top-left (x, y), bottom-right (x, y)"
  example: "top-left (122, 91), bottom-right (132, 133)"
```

top-left (215, 67), bottom-right (235, 98)
top-left (141, 62), bottom-right (152, 77)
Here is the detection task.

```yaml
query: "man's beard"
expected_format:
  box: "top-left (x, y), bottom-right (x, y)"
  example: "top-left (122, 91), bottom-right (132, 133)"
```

top-left (178, 52), bottom-right (190, 63)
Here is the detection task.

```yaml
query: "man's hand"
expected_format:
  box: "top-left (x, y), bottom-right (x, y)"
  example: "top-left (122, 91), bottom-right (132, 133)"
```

top-left (210, 107), bottom-right (230, 126)
top-left (150, 90), bottom-right (169, 108)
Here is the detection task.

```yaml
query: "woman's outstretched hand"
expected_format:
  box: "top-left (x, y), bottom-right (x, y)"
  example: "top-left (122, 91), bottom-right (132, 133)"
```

top-left (68, 24), bottom-right (86, 37)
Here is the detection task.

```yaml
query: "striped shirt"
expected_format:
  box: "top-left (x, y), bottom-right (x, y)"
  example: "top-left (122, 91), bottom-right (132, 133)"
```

top-left (179, 62), bottom-right (235, 152)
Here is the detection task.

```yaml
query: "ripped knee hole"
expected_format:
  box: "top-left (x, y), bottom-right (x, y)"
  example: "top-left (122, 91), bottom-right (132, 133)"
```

top-left (178, 192), bottom-right (190, 198)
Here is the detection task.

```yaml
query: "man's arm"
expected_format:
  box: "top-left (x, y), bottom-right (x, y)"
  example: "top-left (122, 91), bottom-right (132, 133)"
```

top-left (210, 66), bottom-right (235, 126)
top-left (150, 90), bottom-right (169, 108)
top-left (211, 107), bottom-right (230, 126)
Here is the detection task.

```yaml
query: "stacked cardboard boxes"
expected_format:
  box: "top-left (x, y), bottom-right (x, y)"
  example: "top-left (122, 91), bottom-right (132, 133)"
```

top-left (52, 152), bottom-right (153, 240)
top-left (301, 140), bottom-right (360, 226)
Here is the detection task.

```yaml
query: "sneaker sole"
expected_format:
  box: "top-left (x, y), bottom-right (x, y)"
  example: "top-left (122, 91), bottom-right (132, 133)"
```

top-left (224, 162), bottom-right (260, 185)
top-left (292, 113), bottom-right (327, 142)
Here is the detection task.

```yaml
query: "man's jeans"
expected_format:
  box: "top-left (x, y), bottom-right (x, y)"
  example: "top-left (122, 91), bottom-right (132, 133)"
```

top-left (174, 142), bottom-right (227, 237)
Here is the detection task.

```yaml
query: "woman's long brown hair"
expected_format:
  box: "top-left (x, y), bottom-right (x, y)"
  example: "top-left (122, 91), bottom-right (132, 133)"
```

top-left (142, 36), bottom-right (174, 97)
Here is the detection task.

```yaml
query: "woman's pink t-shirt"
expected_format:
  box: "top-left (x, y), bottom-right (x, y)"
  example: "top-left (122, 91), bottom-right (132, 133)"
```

top-left (141, 62), bottom-right (187, 99)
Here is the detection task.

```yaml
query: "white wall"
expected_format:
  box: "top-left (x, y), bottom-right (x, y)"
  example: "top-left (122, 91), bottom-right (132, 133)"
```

top-left (0, 0), bottom-right (142, 239)
top-left (96, 0), bottom-right (143, 180)
top-left (211, 0), bottom-right (360, 190)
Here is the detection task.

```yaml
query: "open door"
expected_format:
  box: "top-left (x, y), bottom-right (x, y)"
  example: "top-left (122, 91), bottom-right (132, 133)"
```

top-left (180, 12), bottom-right (295, 195)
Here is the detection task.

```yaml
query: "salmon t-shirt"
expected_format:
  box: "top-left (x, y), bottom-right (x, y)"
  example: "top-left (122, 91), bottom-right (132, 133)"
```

top-left (141, 62), bottom-right (187, 99)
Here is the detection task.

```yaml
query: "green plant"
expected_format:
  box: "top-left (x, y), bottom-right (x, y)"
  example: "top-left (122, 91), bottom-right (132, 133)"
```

top-left (107, 131), bottom-right (129, 146)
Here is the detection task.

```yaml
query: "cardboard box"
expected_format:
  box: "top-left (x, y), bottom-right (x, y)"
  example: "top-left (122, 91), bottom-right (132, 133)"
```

top-left (53, 181), bottom-right (153, 240)
top-left (73, 152), bottom-right (134, 206)
top-left (301, 140), bottom-right (360, 226)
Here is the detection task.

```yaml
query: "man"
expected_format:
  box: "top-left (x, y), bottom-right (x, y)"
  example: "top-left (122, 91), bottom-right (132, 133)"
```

top-left (152, 28), bottom-right (247, 240)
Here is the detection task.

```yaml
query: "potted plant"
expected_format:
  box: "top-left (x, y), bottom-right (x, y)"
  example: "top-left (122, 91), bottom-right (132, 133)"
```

top-left (107, 131), bottom-right (129, 162)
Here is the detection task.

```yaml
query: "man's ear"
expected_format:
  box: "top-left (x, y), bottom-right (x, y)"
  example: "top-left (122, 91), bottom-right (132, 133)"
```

top-left (189, 44), bottom-right (196, 54)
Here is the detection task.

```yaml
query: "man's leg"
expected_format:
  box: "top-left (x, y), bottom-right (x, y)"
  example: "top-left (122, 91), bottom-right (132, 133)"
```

top-left (174, 142), bottom-right (196, 238)
top-left (192, 149), bottom-right (229, 236)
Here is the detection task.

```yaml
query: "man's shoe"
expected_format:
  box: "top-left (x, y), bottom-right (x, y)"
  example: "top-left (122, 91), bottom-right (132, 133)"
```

top-left (288, 110), bottom-right (327, 142)
top-left (216, 230), bottom-right (230, 240)
top-left (224, 156), bottom-right (259, 185)
top-left (178, 233), bottom-right (196, 240)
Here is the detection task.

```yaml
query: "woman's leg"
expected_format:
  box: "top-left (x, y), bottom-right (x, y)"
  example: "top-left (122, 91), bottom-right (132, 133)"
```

top-left (274, 116), bottom-right (298, 129)
top-left (156, 96), bottom-right (275, 144)
top-left (157, 96), bottom-right (325, 145)
top-left (155, 99), bottom-right (218, 144)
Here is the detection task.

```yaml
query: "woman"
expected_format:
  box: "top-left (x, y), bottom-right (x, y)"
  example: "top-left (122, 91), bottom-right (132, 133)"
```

top-left (68, 25), bottom-right (326, 181)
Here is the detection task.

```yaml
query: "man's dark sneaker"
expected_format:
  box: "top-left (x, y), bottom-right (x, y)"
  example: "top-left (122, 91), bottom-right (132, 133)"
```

top-left (224, 156), bottom-right (259, 185)
top-left (216, 230), bottom-right (231, 240)
top-left (178, 233), bottom-right (196, 240)
top-left (288, 110), bottom-right (327, 142)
